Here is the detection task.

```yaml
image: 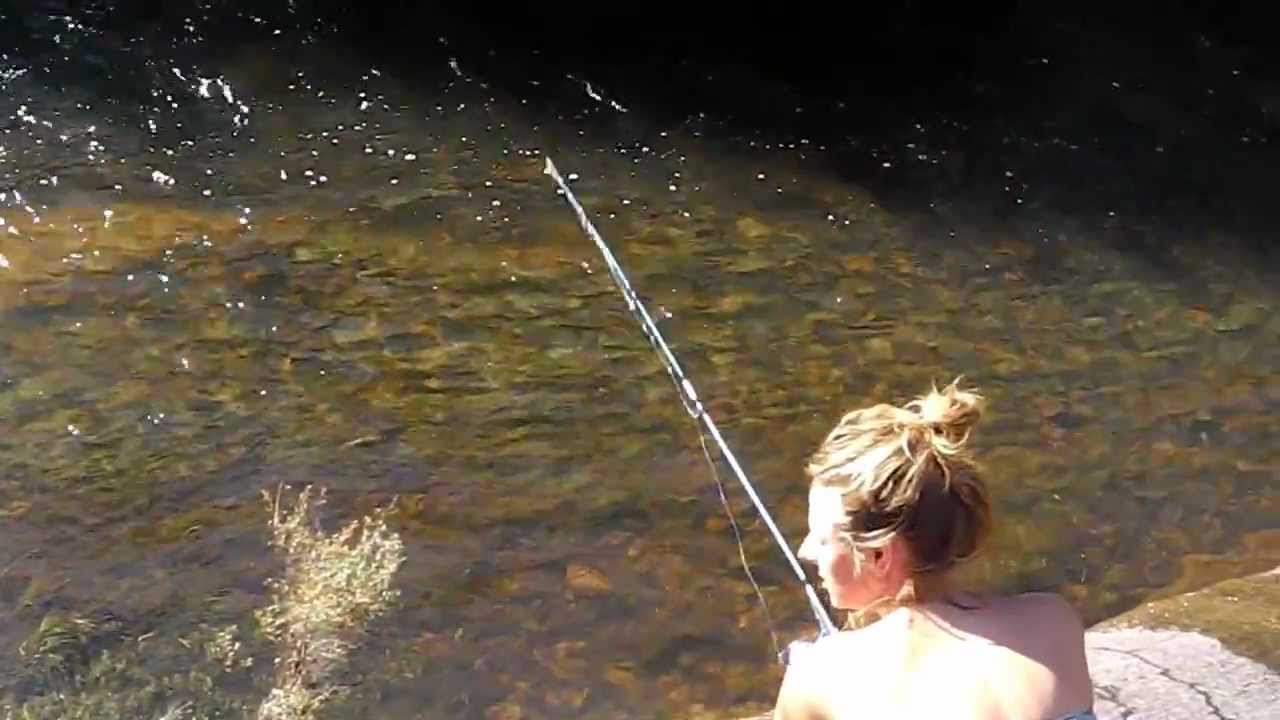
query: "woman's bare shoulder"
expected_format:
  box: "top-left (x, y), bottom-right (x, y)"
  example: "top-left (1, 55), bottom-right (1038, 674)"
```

top-left (803, 621), bottom-right (902, 680)
top-left (784, 625), bottom-right (891, 682)
top-left (986, 591), bottom-right (1087, 651)
top-left (773, 629), bottom-right (886, 719)
top-left (1008, 591), bottom-right (1086, 628)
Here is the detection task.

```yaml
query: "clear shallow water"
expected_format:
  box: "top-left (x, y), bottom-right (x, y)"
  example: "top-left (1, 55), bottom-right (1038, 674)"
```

top-left (1, 6), bottom-right (1278, 719)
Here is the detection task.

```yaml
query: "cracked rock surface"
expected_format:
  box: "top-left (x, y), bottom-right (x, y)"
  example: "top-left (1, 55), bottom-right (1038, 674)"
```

top-left (1086, 566), bottom-right (1280, 719)
top-left (1087, 628), bottom-right (1279, 719)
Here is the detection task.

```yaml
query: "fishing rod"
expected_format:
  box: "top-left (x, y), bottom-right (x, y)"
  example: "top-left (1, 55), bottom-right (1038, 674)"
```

top-left (543, 157), bottom-right (837, 657)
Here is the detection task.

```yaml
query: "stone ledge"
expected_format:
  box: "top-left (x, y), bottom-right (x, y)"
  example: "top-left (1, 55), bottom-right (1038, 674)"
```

top-left (1087, 627), bottom-right (1280, 719)
top-left (1086, 566), bottom-right (1280, 719)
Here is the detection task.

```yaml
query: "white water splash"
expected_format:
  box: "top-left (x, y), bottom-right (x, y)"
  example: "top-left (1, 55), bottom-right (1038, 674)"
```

top-left (570, 75), bottom-right (628, 113)
top-left (0, 66), bottom-right (28, 86)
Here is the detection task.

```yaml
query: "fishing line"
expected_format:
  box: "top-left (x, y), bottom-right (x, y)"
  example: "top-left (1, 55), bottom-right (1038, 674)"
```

top-left (543, 157), bottom-right (837, 659)
top-left (696, 429), bottom-right (782, 660)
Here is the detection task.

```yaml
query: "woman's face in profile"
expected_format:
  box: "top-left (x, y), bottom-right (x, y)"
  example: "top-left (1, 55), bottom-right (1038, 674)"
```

top-left (798, 487), bottom-right (885, 610)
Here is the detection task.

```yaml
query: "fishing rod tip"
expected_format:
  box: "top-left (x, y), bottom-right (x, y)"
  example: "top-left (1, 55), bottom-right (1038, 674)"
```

top-left (543, 157), bottom-right (557, 177)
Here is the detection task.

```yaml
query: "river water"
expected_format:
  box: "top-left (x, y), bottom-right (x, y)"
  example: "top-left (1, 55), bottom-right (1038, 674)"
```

top-left (1, 5), bottom-right (1277, 719)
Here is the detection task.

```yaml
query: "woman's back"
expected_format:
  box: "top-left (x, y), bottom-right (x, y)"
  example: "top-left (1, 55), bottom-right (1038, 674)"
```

top-left (784, 593), bottom-right (1094, 720)
top-left (771, 382), bottom-right (1094, 719)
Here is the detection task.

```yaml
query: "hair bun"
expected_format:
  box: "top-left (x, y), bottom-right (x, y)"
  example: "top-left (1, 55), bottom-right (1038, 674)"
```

top-left (907, 379), bottom-right (983, 449)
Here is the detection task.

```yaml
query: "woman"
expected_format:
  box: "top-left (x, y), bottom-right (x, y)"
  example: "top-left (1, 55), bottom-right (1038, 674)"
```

top-left (772, 381), bottom-right (1095, 719)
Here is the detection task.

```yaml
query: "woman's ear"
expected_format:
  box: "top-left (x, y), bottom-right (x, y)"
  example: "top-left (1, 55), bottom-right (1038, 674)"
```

top-left (870, 543), bottom-right (894, 577)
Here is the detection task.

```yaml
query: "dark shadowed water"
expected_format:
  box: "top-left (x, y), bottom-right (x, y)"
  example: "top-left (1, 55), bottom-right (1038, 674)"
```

top-left (1, 5), bottom-right (1277, 719)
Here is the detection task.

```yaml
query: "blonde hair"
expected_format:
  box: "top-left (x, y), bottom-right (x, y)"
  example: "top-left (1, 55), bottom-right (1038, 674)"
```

top-left (806, 379), bottom-right (990, 623)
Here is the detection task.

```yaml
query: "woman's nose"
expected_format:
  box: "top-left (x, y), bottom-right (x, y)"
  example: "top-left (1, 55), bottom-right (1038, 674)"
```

top-left (797, 533), bottom-right (816, 563)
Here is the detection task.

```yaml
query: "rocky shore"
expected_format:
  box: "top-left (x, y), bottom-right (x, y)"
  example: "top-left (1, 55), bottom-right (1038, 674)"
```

top-left (1087, 564), bottom-right (1280, 719)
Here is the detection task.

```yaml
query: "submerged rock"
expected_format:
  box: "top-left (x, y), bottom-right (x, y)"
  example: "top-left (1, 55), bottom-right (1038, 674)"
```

top-left (734, 216), bottom-right (771, 241)
top-left (564, 563), bottom-right (612, 596)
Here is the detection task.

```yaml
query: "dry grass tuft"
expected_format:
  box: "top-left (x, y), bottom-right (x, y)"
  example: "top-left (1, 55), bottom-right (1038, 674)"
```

top-left (253, 485), bottom-right (404, 720)
top-left (3, 484), bottom-right (405, 720)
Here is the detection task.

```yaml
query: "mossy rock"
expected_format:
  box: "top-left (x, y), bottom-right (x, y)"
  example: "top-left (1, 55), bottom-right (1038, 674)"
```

top-left (1094, 565), bottom-right (1280, 671)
